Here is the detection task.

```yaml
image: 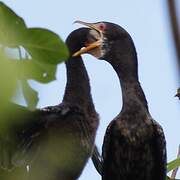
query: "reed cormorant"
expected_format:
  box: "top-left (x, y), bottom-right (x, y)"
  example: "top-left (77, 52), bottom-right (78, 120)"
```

top-left (73, 21), bottom-right (167, 180)
top-left (0, 28), bottom-right (99, 180)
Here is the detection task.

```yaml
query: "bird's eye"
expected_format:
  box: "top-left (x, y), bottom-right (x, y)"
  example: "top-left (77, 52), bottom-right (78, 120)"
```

top-left (98, 23), bottom-right (105, 31)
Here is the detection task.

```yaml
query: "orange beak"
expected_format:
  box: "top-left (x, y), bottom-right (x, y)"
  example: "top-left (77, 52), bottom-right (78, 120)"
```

top-left (72, 20), bottom-right (103, 57)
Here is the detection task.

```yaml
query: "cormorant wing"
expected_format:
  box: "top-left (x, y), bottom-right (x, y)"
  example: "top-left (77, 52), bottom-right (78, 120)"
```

top-left (0, 102), bottom-right (71, 170)
top-left (0, 102), bottom-right (46, 170)
top-left (101, 120), bottom-right (117, 179)
top-left (101, 118), bottom-right (167, 180)
top-left (152, 120), bottom-right (167, 180)
top-left (91, 145), bottom-right (102, 175)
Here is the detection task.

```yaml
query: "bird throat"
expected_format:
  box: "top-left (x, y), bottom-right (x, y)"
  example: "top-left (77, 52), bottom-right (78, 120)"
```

top-left (63, 56), bottom-right (95, 111)
top-left (111, 55), bottom-right (149, 112)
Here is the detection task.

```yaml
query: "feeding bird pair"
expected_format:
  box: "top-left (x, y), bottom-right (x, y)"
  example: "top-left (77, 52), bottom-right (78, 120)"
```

top-left (0, 21), bottom-right (166, 180)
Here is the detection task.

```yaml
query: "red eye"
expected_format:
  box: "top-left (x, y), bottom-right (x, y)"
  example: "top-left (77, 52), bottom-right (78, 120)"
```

top-left (98, 23), bottom-right (105, 31)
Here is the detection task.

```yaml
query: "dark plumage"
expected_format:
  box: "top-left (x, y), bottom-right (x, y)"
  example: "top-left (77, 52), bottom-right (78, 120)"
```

top-left (0, 28), bottom-right (99, 180)
top-left (73, 21), bottom-right (167, 180)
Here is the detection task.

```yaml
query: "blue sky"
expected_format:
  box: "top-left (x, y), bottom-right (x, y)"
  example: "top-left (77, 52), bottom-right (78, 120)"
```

top-left (2, 0), bottom-right (180, 179)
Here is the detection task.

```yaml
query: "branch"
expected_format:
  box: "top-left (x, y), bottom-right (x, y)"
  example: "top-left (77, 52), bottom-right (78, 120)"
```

top-left (171, 145), bottom-right (180, 179)
top-left (91, 145), bottom-right (102, 175)
top-left (167, 0), bottom-right (180, 76)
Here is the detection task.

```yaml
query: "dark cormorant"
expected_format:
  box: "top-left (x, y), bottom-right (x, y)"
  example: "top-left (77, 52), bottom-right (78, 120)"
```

top-left (0, 28), bottom-right (99, 180)
top-left (73, 21), bottom-right (167, 180)
top-left (175, 87), bottom-right (180, 99)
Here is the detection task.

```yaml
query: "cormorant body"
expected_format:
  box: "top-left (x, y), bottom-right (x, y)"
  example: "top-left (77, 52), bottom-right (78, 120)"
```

top-left (73, 21), bottom-right (167, 180)
top-left (0, 28), bottom-right (99, 180)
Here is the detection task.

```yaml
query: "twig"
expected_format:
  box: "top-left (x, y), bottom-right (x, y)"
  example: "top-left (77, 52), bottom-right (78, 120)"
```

top-left (171, 145), bottom-right (180, 179)
top-left (167, 0), bottom-right (180, 77)
top-left (91, 145), bottom-right (102, 175)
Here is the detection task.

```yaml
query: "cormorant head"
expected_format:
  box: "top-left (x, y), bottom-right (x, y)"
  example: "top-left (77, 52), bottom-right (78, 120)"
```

top-left (73, 21), bottom-right (137, 65)
top-left (66, 27), bottom-right (91, 56)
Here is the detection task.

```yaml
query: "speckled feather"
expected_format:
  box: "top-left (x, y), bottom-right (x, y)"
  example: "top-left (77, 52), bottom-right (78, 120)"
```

top-left (102, 112), bottom-right (166, 180)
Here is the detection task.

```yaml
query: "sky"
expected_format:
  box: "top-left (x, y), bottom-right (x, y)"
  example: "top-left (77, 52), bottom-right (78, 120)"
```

top-left (2, 0), bottom-right (180, 179)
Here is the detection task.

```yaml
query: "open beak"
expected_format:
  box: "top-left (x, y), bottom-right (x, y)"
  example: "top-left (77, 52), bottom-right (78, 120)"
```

top-left (72, 20), bottom-right (103, 57)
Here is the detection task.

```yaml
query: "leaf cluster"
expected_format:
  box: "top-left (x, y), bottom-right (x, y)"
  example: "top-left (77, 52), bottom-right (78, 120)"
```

top-left (0, 2), bottom-right (69, 110)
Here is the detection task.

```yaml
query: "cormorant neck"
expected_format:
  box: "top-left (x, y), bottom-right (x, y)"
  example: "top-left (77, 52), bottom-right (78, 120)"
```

top-left (110, 52), bottom-right (149, 112)
top-left (120, 78), bottom-right (149, 112)
top-left (63, 56), bottom-right (95, 114)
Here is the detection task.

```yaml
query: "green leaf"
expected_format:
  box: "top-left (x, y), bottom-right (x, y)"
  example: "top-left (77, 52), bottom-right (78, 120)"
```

top-left (0, 2), bottom-right (68, 110)
top-left (21, 80), bottom-right (39, 110)
top-left (166, 177), bottom-right (180, 180)
top-left (31, 60), bottom-right (57, 83)
top-left (22, 28), bottom-right (69, 64)
top-left (10, 59), bottom-right (57, 83)
top-left (167, 158), bottom-right (180, 172)
top-left (0, 2), bottom-right (26, 46)
top-left (0, 2), bottom-right (69, 65)
top-left (0, 51), bottom-right (17, 109)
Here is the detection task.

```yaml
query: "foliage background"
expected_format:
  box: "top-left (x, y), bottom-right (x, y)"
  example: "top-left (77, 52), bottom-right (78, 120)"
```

top-left (1, 0), bottom-right (180, 179)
